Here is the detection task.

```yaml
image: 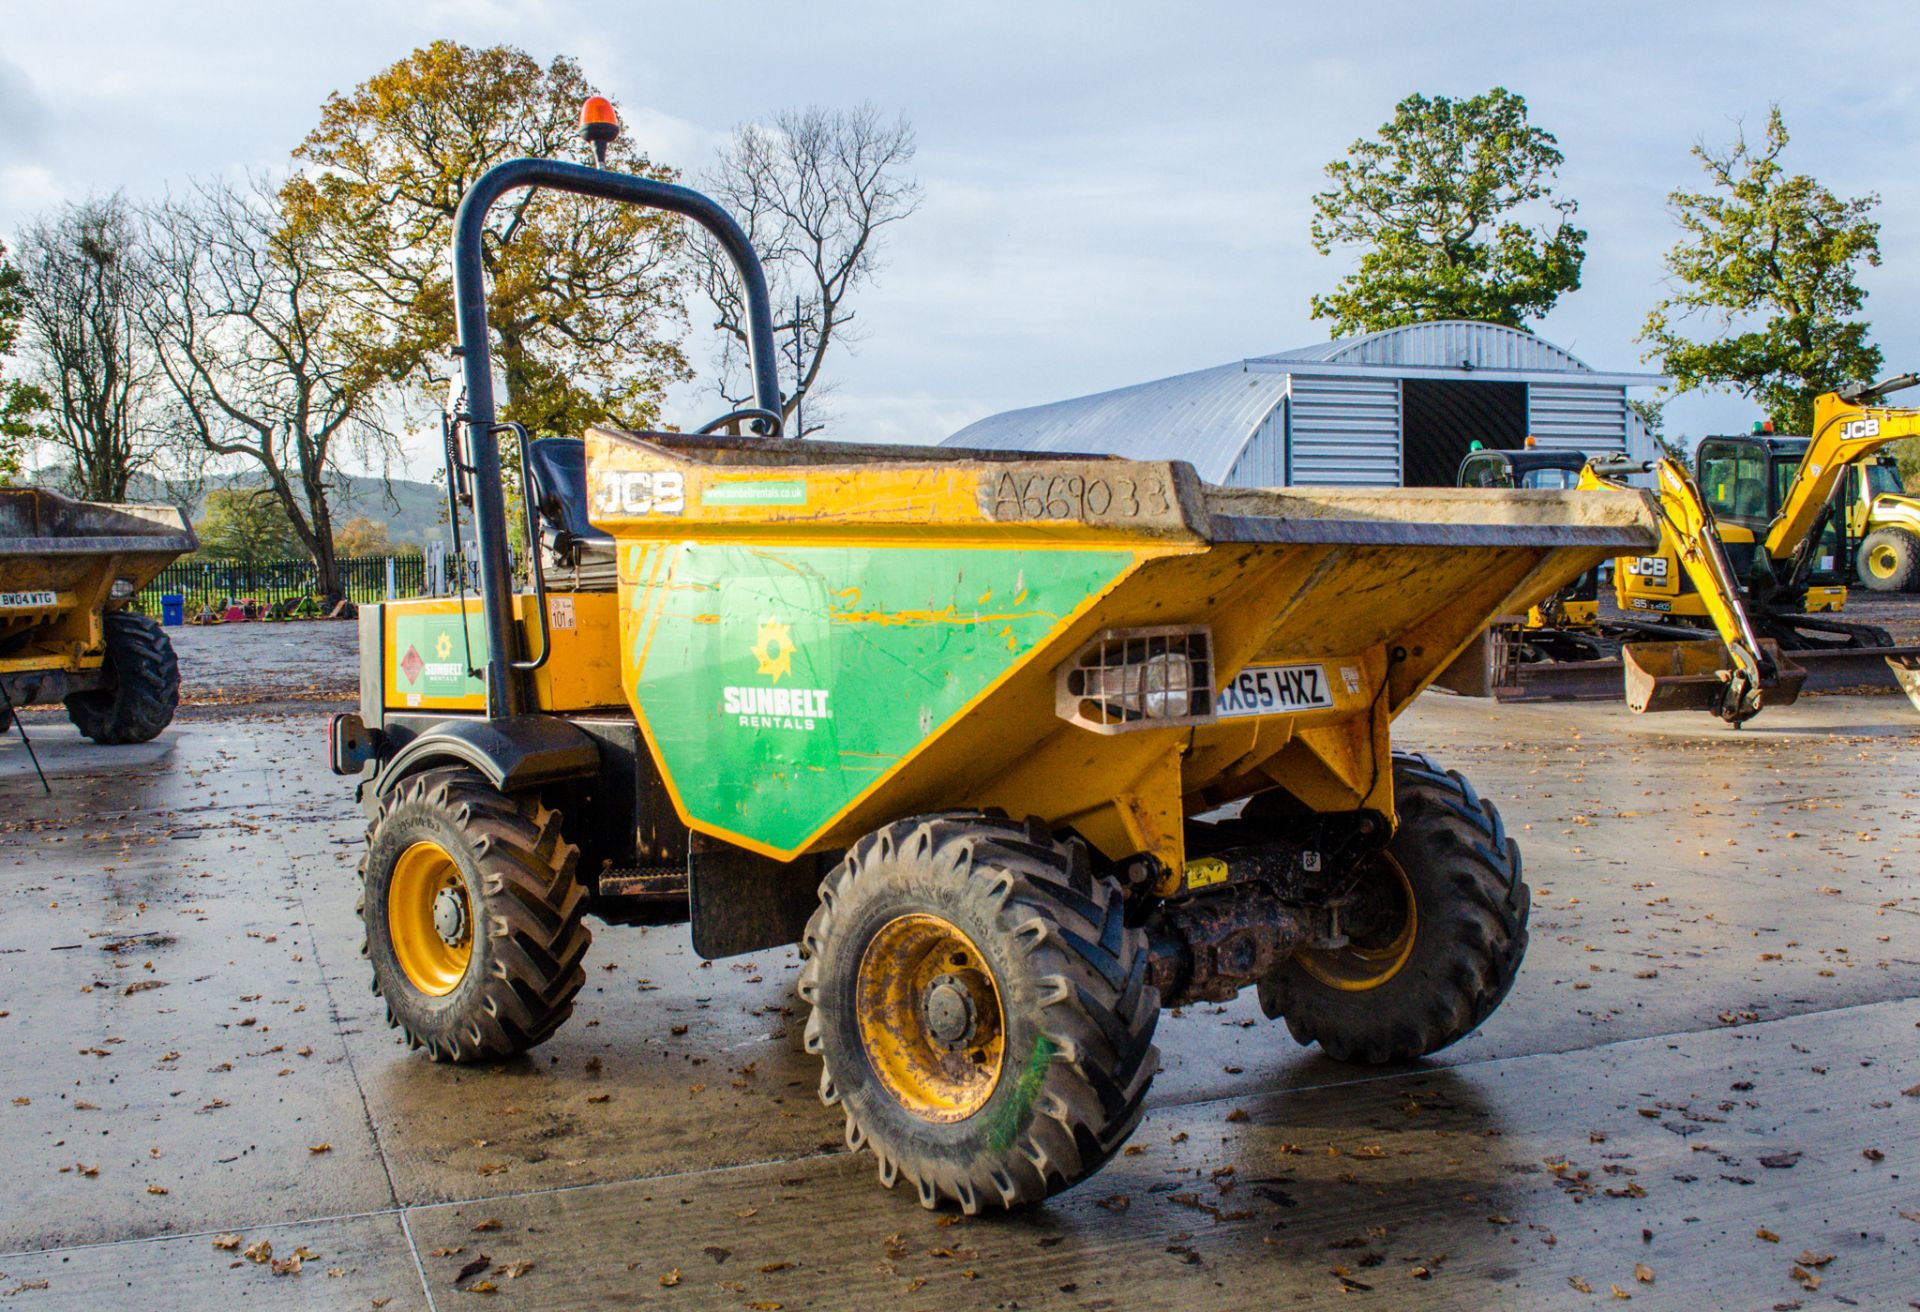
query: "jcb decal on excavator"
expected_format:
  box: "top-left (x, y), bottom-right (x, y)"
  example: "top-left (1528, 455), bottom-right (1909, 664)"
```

top-left (1842, 419), bottom-right (1881, 441)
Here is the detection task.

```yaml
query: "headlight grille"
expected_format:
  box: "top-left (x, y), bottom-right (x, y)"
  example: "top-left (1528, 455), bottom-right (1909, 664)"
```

top-left (1056, 626), bottom-right (1214, 733)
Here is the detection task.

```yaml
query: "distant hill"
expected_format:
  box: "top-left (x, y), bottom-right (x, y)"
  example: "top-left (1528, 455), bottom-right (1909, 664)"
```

top-left (42, 467), bottom-right (452, 548)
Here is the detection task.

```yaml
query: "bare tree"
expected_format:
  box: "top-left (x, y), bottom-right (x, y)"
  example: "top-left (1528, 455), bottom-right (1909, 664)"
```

top-left (144, 176), bottom-right (394, 603)
top-left (14, 195), bottom-right (171, 499)
top-left (697, 105), bottom-right (920, 436)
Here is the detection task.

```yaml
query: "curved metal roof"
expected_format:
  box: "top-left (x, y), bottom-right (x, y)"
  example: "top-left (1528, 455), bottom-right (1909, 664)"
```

top-left (941, 321), bottom-right (1661, 482)
top-left (940, 362), bottom-right (1285, 484)
top-left (1254, 319), bottom-right (1595, 373)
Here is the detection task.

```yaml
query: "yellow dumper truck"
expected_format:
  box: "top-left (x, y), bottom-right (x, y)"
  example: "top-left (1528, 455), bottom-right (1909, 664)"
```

top-left (330, 104), bottom-right (1659, 1213)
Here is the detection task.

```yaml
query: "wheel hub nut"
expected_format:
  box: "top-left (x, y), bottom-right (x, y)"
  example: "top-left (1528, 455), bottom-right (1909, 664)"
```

top-left (922, 974), bottom-right (976, 1047)
top-left (432, 887), bottom-right (470, 947)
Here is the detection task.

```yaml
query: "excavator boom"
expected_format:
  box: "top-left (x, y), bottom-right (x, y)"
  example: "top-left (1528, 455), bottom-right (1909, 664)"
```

top-left (1582, 457), bottom-right (1803, 724)
top-left (1767, 378), bottom-right (1920, 574)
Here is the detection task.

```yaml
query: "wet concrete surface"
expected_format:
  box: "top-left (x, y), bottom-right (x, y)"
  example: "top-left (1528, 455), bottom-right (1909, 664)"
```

top-left (0, 687), bottom-right (1915, 1309)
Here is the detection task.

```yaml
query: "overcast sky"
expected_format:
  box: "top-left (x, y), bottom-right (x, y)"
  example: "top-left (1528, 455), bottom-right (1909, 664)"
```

top-left (5, 0), bottom-right (1919, 477)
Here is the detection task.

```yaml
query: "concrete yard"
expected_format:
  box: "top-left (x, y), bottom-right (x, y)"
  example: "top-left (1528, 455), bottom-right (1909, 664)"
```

top-left (0, 650), bottom-right (1917, 1309)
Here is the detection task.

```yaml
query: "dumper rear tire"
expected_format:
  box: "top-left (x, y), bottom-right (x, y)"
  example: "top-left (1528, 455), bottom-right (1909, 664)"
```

top-left (799, 814), bottom-right (1159, 1213)
top-left (359, 767), bottom-right (590, 1063)
top-left (1263, 754), bottom-right (1528, 1064)
top-left (1858, 528), bottom-right (1920, 593)
top-left (64, 610), bottom-right (179, 744)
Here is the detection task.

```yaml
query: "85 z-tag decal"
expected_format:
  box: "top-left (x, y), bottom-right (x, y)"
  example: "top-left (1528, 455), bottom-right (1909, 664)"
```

top-left (1217, 662), bottom-right (1336, 717)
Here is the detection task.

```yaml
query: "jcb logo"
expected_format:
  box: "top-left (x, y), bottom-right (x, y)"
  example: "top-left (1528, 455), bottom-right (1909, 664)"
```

top-left (1841, 418), bottom-right (1881, 441)
top-left (1627, 556), bottom-right (1670, 579)
top-left (594, 470), bottom-right (685, 517)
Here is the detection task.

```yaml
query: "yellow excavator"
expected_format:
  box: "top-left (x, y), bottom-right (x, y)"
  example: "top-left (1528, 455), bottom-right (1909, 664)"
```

top-left (1619, 376), bottom-right (1920, 638)
top-left (1456, 443), bottom-right (1799, 724)
top-left (1456, 377), bottom-right (1920, 717)
top-left (1585, 456), bottom-right (1804, 725)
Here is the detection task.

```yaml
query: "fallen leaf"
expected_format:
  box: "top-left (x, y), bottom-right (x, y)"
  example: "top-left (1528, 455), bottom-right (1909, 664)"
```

top-left (1634, 1262), bottom-right (1654, 1283)
top-left (1756, 1228), bottom-right (1780, 1244)
top-left (659, 1268), bottom-right (682, 1287)
top-left (1757, 1152), bottom-right (1800, 1169)
top-left (470, 1219), bottom-right (502, 1233)
top-left (1797, 1251), bottom-right (1834, 1268)
top-left (146, 1184), bottom-right (168, 1196)
top-left (308, 1143), bottom-right (332, 1155)
top-left (702, 1245), bottom-right (731, 1264)
top-left (760, 1261), bottom-right (793, 1273)
top-left (1569, 1276), bottom-right (1593, 1293)
top-left (495, 1260), bottom-right (533, 1279)
top-left (211, 1233), bottom-right (243, 1251)
top-left (453, 1253), bottom-right (490, 1284)
top-left (1610, 1284), bottom-right (1632, 1300)
top-left (244, 1239), bottom-right (272, 1263)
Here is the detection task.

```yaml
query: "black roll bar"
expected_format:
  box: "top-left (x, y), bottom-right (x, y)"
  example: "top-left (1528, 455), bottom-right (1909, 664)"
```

top-left (448, 158), bottom-right (783, 717)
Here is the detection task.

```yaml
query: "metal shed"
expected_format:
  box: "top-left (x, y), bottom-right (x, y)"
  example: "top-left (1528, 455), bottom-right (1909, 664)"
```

top-left (943, 320), bottom-right (1665, 488)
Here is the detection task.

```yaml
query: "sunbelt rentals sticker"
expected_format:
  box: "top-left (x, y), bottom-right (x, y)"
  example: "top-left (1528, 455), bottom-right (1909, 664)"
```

top-left (722, 619), bottom-right (833, 731)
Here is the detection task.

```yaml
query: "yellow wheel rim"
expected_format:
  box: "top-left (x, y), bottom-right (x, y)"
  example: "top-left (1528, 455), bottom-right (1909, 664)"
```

top-left (1298, 854), bottom-right (1418, 992)
top-left (855, 914), bottom-right (1005, 1123)
top-left (1869, 544), bottom-right (1899, 579)
top-left (388, 840), bottom-right (473, 997)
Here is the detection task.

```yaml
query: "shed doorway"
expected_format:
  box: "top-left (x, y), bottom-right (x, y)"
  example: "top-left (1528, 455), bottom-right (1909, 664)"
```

top-left (1400, 379), bottom-right (1528, 486)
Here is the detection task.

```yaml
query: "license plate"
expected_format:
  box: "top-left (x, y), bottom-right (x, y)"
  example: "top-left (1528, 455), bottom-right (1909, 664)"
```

top-left (1216, 662), bottom-right (1335, 717)
top-left (0, 590), bottom-right (57, 609)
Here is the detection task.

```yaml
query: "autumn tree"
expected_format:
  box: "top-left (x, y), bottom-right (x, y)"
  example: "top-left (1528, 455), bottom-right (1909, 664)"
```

top-left (287, 41), bottom-right (689, 438)
top-left (13, 195), bottom-right (172, 499)
top-left (0, 238), bottom-right (45, 479)
top-left (144, 176), bottom-right (392, 603)
top-left (336, 514), bottom-right (415, 556)
top-left (1309, 88), bottom-right (1585, 334)
top-left (193, 487), bottom-right (303, 562)
top-left (1641, 107), bottom-right (1882, 435)
top-left (696, 105), bottom-right (921, 436)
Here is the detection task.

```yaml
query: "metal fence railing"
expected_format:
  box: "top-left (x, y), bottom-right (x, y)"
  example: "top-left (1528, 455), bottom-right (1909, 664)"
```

top-left (137, 553), bottom-right (428, 613)
top-left (133, 544), bottom-right (524, 616)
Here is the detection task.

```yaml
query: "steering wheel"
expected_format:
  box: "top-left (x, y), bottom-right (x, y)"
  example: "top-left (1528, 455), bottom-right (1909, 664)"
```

top-left (696, 407), bottom-right (784, 437)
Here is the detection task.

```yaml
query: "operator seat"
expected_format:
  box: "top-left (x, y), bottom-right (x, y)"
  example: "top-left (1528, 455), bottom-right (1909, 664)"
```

top-left (525, 437), bottom-right (617, 592)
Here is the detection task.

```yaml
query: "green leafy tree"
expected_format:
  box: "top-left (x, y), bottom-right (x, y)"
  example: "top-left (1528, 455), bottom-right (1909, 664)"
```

top-left (0, 237), bottom-right (47, 479)
top-left (286, 41), bottom-right (690, 438)
top-left (1309, 88), bottom-right (1585, 334)
top-left (1641, 107), bottom-right (1881, 435)
top-left (194, 487), bottom-right (303, 562)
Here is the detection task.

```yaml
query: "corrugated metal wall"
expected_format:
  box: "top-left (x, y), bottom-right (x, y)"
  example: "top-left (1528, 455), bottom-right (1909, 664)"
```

top-left (1527, 383), bottom-right (1629, 454)
top-left (1285, 376), bottom-right (1401, 485)
top-left (1224, 401), bottom-right (1286, 487)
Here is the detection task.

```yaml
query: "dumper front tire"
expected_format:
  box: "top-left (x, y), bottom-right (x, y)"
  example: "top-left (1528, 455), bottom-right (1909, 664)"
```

top-left (799, 815), bottom-right (1158, 1213)
top-left (64, 610), bottom-right (179, 744)
top-left (1261, 753), bottom-right (1528, 1064)
top-left (359, 767), bottom-right (590, 1063)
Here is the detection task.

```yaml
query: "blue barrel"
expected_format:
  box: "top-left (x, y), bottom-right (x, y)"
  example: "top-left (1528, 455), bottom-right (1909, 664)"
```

top-left (160, 594), bottom-right (185, 626)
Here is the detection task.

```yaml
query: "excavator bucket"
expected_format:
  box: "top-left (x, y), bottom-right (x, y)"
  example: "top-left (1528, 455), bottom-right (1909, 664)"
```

top-left (1887, 653), bottom-right (1920, 714)
top-left (1621, 638), bottom-right (1806, 717)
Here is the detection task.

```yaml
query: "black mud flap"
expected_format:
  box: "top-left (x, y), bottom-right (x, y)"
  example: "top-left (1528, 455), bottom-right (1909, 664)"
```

top-left (688, 835), bottom-right (832, 960)
top-left (372, 715), bottom-right (600, 800)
